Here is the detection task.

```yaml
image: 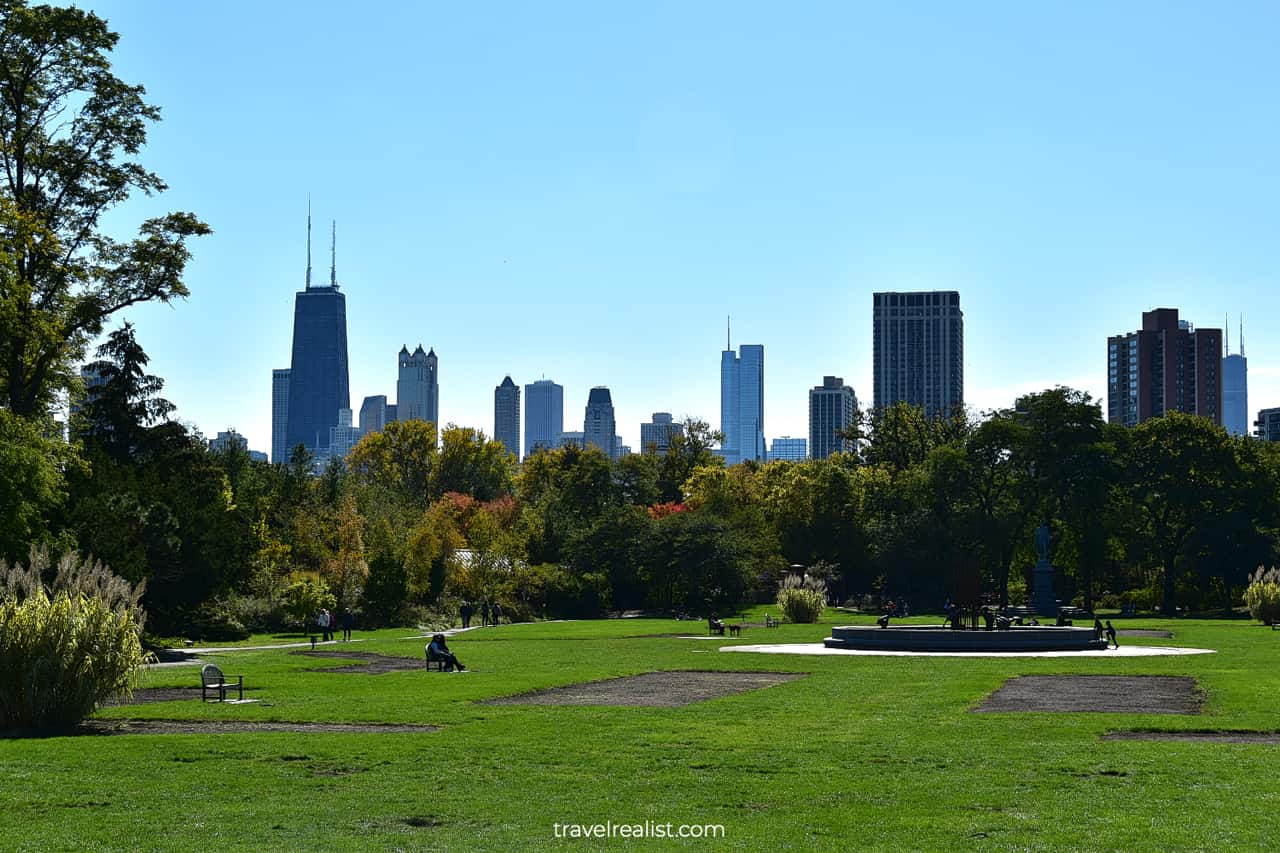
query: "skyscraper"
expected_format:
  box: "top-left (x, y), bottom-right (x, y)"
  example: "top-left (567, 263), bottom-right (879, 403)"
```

top-left (1223, 318), bottom-right (1248, 437)
top-left (872, 291), bottom-right (963, 416)
top-left (327, 408), bottom-right (362, 462)
top-left (584, 387), bottom-right (617, 459)
top-left (719, 325), bottom-right (765, 466)
top-left (494, 376), bottom-right (521, 459)
top-left (524, 379), bottom-right (564, 457)
top-left (1107, 308), bottom-right (1222, 427)
top-left (285, 216), bottom-right (350, 457)
top-left (809, 376), bottom-right (858, 458)
top-left (359, 394), bottom-right (390, 436)
top-left (271, 368), bottom-right (290, 463)
top-left (640, 412), bottom-right (683, 454)
top-left (769, 436), bottom-right (807, 461)
top-left (397, 345), bottom-right (439, 426)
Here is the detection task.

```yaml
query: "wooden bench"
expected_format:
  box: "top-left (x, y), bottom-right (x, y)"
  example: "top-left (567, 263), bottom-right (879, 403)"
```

top-left (200, 664), bottom-right (244, 702)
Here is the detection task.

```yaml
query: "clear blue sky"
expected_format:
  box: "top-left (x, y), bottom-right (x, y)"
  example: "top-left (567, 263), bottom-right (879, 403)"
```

top-left (91, 1), bottom-right (1280, 454)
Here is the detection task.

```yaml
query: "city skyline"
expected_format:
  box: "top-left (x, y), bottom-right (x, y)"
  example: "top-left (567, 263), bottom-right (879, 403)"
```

top-left (88, 2), bottom-right (1280, 454)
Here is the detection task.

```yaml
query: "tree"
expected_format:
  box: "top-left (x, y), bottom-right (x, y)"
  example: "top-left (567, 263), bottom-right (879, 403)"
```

top-left (431, 425), bottom-right (514, 501)
top-left (76, 322), bottom-right (172, 460)
top-left (655, 418), bottom-right (723, 503)
top-left (347, 419), bottom-right (437, 507)
top-left (0, 408), bottom-right (78, 560)
top-left (0, 2), bottom-right (209, 418)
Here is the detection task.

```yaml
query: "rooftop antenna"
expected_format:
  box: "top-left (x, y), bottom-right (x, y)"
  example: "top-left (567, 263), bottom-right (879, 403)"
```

top-left (726, 315), bottom-right (731, 351)
top-left (1241, 315), bottom-right (1245, 357)
top-left (305, 197), bottom-right (313, 289)
top-left (1225, 313), bottom-right (1230, 355)
top-left (330, 220), bottom-right (337, 288)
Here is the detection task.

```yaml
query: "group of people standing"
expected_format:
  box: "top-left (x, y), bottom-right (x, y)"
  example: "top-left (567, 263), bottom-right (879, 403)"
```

top-left (458, 599), bottom-right (503, 629)
top-left (316, 607), bottom-right (354, 642)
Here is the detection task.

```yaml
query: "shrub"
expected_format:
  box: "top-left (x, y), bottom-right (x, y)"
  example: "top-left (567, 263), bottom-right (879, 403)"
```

top-left (777, 575), bottom-right (827, 624)
top-left (1244, 566), bottom-right (1280, 624)
top-left (188, 598), bottom-right (251, 641)
top-left (281, 574), bottom-right (337, 630)
top-left (0, 548), bottom-right (147, 731)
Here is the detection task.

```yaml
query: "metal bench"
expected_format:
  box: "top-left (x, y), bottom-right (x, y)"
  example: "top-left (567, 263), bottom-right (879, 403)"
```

top-left (200, 663), bottom-right (244, 702)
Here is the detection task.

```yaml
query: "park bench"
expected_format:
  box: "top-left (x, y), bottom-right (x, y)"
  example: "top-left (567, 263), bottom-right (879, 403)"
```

top-left (424, 647), bottom-right (451, 671)
top-left (765, 614), bottom-right (781, 628)
top-left (200, 663), bottom-right (244, 702)
top-left (708, 618), bottom-right (726, 636)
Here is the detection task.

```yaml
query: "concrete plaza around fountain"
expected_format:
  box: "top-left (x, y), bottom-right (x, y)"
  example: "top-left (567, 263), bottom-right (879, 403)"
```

top-left (720, 642), bottom-right (1214, 659)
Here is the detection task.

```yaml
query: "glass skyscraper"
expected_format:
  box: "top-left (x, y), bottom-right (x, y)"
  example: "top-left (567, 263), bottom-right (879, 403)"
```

top-left (284, 218), bottom-right (350, 456)
top-left (494, 376), bottom-right (521, 459)
top-left (872, 291), bottom-right (963, 417)
top-left (584, 386), bottom-right (617, 459)
top-left (720, 340), bottom-right (765, 466)
top-left (524, 379), bottom-right (564, 457)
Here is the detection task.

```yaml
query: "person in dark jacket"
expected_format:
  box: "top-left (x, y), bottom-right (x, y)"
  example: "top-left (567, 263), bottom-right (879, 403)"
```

top-left (426, 634), bottom-right (465, 671)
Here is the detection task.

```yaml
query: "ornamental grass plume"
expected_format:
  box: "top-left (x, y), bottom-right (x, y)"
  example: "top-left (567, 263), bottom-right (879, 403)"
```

top-left (0, 547), bottom-right (147, 731)
top-left (777, 574), bottom-right (827, 624)
top-left (1244, 566), bottom-right (1280, 625)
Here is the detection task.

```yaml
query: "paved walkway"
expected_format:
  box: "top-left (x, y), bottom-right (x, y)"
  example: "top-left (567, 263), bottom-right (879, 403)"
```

top-left (721, 642), bottom-right (1216, 658)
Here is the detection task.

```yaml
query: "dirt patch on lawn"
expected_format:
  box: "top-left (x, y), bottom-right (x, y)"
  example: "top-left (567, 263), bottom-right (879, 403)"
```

top-left (974, 675), bottom-right (1201, 714)
top-left (1103, 730), bottom-right (1280, 744)
top-left (1117, 629), bottom-right (1174, 639)
top-left (3, 720), bottom-right (441, 738)
top-left (102, 687), bottom-right (266, 706)
top-left (485, 670), bottom-right (804, 707)
top-left (292, 650), bottom-right (425, 674)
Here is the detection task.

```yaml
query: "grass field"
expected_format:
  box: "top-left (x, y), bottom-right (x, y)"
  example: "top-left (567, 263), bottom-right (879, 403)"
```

top-left (3, 610), bottom-right (1279, 850)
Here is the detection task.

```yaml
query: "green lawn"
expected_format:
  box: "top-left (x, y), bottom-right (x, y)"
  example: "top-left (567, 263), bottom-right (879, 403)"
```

top-left (3, 613), bottom-right (1278, 850)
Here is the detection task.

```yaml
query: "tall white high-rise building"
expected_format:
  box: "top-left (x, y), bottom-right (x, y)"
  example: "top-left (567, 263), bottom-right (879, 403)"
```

top-left (809, 376), bottom-right (858, 458)
top-left (328, 408), bottom-right (362, 462)
top-left (524, 379), bottom-right (564, 457)
top-left (873, 291), bottom-right (963, 417)
top-left (494, 376), bottom-right (521, 459)
top-left (584, 387), bottom-right (617, 459)
top-left (1223, 317), bottom-right (1248, 437)
top-left (396, 344), bottom-right (439, 425)
top-left (719, 327), bottom-right (765, 465)
top-left (271, 368), bottom-right (290, 463)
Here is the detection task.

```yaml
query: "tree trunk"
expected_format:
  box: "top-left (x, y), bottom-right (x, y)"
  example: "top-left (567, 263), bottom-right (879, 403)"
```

top-left (1162, 554), bottom-right (1178, 616)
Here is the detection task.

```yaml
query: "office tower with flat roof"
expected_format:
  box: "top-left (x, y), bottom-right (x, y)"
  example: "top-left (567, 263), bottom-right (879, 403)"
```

top-left (1107, 308), bottom-right (1222, 428)
top-left (359, 395), bottom-right (390, 436)
top-left (1255, 407), bottom-right (1280, 442)
top-left (720, 327), bottom-right (765, 465)
top-left (769, 436), bottom-right (807, 461)
top-left (1223, 318), bottom-right (1248, 436)
top-left (584, 387), bottom-right (617, 459)
top-left (872, 291), bottom-right (963, 416)
top-left (557, 431), bottom-right (585, 449)
top-left (397, 344), bottom-right (439, 425)
top-left (271, 368), bottom-right (291, 463)
top-left (809, 375), bottom-right (858, 458)
top-left (640, 412), bottom-right (683, 454)
top-left (285, 216), bottom-right (350, 456)
top-left (209, 430), bottom-right (248, 454)
top-left (525, 379), bottom-right (564, 456)
top-left (494, 376), bottom-right (521, 459)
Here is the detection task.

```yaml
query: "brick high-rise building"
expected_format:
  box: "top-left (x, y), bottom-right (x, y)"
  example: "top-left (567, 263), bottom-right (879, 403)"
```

top-left (1107, 308), bottom-right (1222, 428)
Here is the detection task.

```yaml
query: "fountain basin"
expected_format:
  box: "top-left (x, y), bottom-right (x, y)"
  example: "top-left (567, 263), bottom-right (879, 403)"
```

top-left (823, 625), bottom-right (1106, 653)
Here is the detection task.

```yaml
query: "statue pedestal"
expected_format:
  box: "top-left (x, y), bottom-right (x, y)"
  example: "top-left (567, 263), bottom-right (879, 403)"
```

top-left (1032, 559), bottom-right (1057, 616)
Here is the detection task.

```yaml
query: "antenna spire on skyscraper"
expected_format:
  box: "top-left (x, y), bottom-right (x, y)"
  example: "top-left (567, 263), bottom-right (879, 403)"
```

top-left (1241, 315), bottom-right (1245, 357)
top-left (726, 315), bottom-right (731, 351)
top-left (305, 197), bottom-right (313, 289)
top-left (330, 220), bottom-right (337, 288)
top-left (1225, 313), bottom-right (1230, 355)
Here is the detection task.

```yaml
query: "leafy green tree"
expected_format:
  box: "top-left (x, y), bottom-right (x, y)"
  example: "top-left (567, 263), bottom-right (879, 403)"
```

top-left (431, 425), bottom-right (514, 501)
top-left (347, 419), bottom-right (437, 507)
top-left (0, 408), bottom-right (78, 560)
top-left (654, 418), bottom-right (723, 503)
top-left (76, 323), bottom-right (172, 460)
top-left (0, 2), bottom-right (209, 419)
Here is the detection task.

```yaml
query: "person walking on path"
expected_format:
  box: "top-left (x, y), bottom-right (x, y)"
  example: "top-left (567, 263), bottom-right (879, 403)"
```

top-left (1093, 618), bottom-right (1105, 642)
top-left (341, 608), bottom-right (354, 642)
top-left (317, 609), bottom-right (331, 642)
top-left (1105, 620), bottom-right (1118, 649)
top-left (460, 600), bottom-right (473, 629)
top-left (491, 601), bottom-right (503, 626)
top-left (481, 600), bottom-right (491, 627)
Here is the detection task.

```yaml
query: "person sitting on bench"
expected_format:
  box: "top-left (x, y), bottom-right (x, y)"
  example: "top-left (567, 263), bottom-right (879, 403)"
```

top-left (426, 634), bottom-right (465, 671)
top-left (709, 616), bottom-right (726, 636)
